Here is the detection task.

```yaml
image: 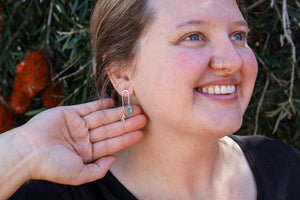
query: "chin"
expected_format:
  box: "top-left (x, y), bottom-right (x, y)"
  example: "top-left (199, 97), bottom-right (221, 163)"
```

top-left (216, 118), bottom-right (243, 136)
top-left (183, 117), bottom-right (243, 139)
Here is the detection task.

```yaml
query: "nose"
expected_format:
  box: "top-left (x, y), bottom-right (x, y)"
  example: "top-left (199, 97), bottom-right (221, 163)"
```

top-left (210, 40), bottom-right (244, 75)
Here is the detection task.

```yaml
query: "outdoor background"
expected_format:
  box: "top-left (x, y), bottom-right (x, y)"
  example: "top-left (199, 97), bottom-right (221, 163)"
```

top-left (0, 0), bottom-right (299, 148)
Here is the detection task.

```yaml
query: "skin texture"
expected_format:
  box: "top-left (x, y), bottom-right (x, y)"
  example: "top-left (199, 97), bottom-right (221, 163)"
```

top-left (0, 99), bottom-right (147, 199)
top-left (109, 0), bottom-right (258, 199)
top-left (2, 0), bottom-right (258, 199)
top-left (128, 0), bottom-right (257, 139)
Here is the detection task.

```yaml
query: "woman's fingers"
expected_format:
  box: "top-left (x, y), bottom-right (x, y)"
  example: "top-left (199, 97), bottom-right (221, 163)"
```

top-left (90, 114), bottom-right (147, 142)
top-left (83, 105), bottom-right (142, 130)
top-left (70, 98), bottom-right (115, 116)
top-left (92, 131), bottom-right (143, 161)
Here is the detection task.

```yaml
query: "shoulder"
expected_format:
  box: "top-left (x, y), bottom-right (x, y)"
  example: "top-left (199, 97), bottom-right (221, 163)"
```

top-left (228, 134), bottom-right (300, 199)
top-left (228, 134), bottom-right (300, 169)
top-left (228, 134), bottom-right (300, 161)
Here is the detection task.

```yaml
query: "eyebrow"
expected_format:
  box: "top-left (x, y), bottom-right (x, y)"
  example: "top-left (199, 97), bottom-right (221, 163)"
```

top-left (175, 19), bottom-right (249, 29)
top-left (175, 19), bottom-right (207, 28)
top-left (233, 20), bottom-right (249, 28)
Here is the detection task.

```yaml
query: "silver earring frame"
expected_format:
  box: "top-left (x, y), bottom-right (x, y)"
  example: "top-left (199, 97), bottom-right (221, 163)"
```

top-left (121, 90), bottom-right (132, 123)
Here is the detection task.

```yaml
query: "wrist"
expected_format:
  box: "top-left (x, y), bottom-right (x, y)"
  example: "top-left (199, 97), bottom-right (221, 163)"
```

top-left (2, 126), bottom-right (38, 181)
top-left (0, 127), bottom-right (38, 198)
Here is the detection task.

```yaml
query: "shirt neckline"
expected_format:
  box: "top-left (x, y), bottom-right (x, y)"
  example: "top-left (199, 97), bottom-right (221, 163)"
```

top-left (101, 135), bottom-right (263, 200)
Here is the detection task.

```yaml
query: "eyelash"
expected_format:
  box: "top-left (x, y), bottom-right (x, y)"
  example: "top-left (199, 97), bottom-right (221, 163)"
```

top-left (173, 32), bottom-right (205, 47)
top-left (230, 32), bottom-right (247, 42)
top-left (183, 32), bottom-right (204, 42)
top-left (185, 33), bottom-right (203, 41)
top-left (178, 31), bottom-right (248, 46)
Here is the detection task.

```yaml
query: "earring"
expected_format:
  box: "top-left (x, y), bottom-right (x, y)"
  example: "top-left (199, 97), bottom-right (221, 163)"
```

top-left (121, 90), bottom-right (132, 123)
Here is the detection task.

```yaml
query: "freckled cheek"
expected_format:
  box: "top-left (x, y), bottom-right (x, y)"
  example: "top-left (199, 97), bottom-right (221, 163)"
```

top-left (240, 49), bottom-right (258, 111)
top-left (241, 49), bottom-right (258, 82)
top-left (166, 48), bottom-right (210, 82)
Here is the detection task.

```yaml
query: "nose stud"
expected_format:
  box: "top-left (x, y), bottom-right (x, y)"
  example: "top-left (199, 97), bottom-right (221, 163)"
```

top-left (219, 61), bottom-right (223, 69)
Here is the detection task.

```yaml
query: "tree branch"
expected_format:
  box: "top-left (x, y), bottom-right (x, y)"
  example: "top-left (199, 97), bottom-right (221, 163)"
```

top-left (246, 0), bottom-right (267, 10)
top-left (255, 72), bottom-right (270, 135)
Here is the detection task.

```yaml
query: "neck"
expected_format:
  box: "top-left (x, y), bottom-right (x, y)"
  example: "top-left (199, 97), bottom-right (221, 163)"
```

top-left (111, 122), bottom-right (227, 198)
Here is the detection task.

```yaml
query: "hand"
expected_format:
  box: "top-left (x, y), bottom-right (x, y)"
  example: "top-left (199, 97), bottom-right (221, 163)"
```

top-left (19, 99), bottom-right (147, 185)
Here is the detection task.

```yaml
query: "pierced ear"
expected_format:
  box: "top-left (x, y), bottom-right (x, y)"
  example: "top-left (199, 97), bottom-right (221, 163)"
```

top-left (107, 65), bottom-right (134, 96)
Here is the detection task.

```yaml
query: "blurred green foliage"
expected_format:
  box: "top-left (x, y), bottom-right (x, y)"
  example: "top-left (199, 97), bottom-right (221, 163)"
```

top-left (239, 0), bottom-right (300, 149)
top-left (0, 0), bottom-right (299, 148)
top-left (0, 0), bottom-right (96, 125)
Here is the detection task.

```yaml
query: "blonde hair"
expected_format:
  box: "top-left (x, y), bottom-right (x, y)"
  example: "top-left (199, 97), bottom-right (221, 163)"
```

top-left (91, 0), bottom-right (154, 103)
top-left (91, 0), bottom-right (246, 104)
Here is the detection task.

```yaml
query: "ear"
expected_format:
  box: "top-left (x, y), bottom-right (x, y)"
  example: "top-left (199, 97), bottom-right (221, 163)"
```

top-left (107, 65), bottom-right (134, 96)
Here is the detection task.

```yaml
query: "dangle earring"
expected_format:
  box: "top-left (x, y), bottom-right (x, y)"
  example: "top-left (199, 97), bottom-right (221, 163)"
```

top-left (121, 90), bottom-right (132, 123)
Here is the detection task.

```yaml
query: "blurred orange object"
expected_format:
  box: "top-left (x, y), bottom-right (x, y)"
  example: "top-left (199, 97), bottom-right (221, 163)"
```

top-left (42, 82), bottom-right (65, 108)
top-left (20, 50), bottom-right (50, 97)
top-left (9, 75), bottom-right (32, 114)
top-left (10, 50), bottom-right (50, 114)
top-left (0, 97), bottom-right (13, 134)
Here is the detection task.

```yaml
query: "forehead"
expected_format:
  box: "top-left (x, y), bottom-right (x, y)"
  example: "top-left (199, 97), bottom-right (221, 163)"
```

top-left (149, 0), bottom-right (245, 27)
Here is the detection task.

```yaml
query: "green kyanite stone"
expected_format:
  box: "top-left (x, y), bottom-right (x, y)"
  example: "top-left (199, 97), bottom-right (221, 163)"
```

top-left (126, 107), bottom-right (132, 115)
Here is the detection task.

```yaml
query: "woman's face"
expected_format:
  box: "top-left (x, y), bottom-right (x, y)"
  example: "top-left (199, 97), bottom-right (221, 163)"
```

top-left (129, 0), bottom-right (258, 136)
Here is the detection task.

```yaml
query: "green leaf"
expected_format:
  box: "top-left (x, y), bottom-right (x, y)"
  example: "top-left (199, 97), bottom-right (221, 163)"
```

top-left (25, 108), bottom-right (47, 116)
top-left (71, 0), bottom-right (79, 15)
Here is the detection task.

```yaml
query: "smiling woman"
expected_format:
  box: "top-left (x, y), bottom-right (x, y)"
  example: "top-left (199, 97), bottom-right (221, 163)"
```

top-left (4, 0), bottom-right (300, 200)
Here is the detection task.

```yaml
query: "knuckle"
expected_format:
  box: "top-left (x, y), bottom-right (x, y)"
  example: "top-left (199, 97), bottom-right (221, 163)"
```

top-left (101, 125), bottom-right (111, 140)
top-left (103, 140), bottom-right (111, 155)
top-left (92, 145), bottom-right (97, 161)
top-left (99, 109), bottom-right (107, 119)
top-left (119, 136), bottom-right (130, 149)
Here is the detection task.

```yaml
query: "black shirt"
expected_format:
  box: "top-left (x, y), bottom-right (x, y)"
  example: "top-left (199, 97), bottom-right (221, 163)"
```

top-left (9, 135), bottom-right (300, 200)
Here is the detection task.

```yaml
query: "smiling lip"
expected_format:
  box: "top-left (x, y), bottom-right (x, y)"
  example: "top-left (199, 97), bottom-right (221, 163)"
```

top-left (195, 88), bottom-right (238, 101)
top-left (195, 78), bottom-right (239, 101)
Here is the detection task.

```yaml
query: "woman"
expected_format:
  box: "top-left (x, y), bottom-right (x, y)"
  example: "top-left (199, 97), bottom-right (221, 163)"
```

top-left (4, 0), bottom-right (300, 199)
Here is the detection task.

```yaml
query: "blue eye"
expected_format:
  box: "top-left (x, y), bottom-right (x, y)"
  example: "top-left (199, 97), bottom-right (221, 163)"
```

top-left (231, 33), bottom-right (244, 41)
top-left (186, 34), bottom-right (201, 41)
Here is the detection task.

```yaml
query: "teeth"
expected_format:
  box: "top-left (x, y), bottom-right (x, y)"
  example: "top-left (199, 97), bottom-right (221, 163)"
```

top-left (215, 86), bottom-right (221, 94)
top-left (231, 85), bottom-right (235, 93)
top-left (221, 86), bottom-right (227, 94)
top-left (198, 85), bottom-right (236, 95)
top-left (208, 87), bottom-right (214, 94)
top-left (226, 86), bottom-right (231, 93)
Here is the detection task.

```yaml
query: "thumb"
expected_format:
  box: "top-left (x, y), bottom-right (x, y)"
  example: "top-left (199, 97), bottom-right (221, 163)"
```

top-left (75, 156), bottom-right (117, 185)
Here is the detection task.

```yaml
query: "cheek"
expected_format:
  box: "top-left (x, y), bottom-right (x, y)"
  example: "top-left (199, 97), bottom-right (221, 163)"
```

top-left (240, 49), bottom-right (258, 111)
top-left (165, 47), bottom-right (211, 83)
top-left (242, 49), bottom-right (258, 83)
